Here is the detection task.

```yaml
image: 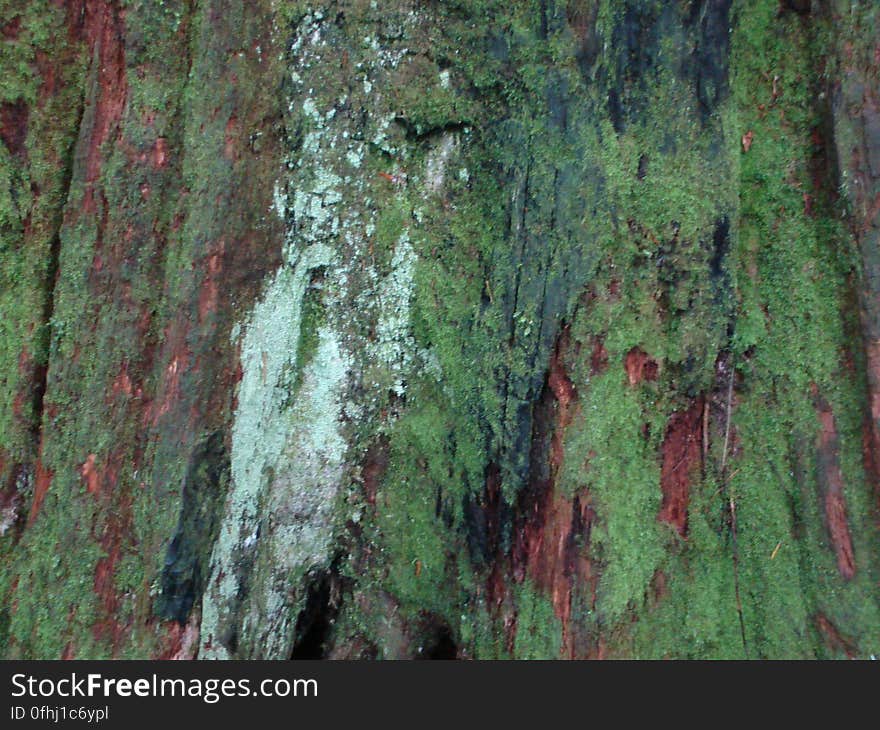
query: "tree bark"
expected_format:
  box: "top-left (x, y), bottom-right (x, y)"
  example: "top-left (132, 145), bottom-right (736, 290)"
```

top-left (1, 0), bottom-right (878, 659)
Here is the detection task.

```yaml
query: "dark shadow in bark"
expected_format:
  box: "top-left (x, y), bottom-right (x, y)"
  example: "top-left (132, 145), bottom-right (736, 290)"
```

top-left (415, 614), bottom-right (458, 660)
top-left (291, 563), bottom-right (350, 659)
top-left (463, 462), bottom-right (512, 568)
top-left (154, 431), bottom-right (228, 624)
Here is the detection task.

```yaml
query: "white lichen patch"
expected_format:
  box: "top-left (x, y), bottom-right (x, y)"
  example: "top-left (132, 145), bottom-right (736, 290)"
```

top-left (272, 180), bottom-right (287, 221)
top-left (0, 501), bottom-right (17, 536)
top-left (371, 232), bottom-right (417, 395)
top-left (200, 3), bottom-right (457, 659)
top-left (238, 326), bottom-right (349, 657)
top-left (425, 132), bottom-right (459, 193)
top-left (200, 244), bottom-right (334, 659)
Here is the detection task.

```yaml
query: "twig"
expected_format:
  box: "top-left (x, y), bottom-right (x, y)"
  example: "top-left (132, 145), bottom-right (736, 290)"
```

top-left (720, 361), bottom-right (735, 474)
top-left (720, 356), bottom-right (748, 658)
top-left (702, 399), bottom-right (710, 461)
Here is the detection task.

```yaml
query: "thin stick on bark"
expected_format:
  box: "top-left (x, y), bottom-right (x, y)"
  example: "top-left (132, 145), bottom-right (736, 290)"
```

top-left (720, 356), bottom-right (748, 657)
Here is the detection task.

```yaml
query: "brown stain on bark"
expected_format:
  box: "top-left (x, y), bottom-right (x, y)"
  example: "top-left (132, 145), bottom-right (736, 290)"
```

top-left (110, 362), bottom-right (138, 399)
top-left (658, 398), bottom-right (704, 537)
top-left (198, 242), bottom-right (225, 324)
top-left (146, 325), bottom-right (191, 428)
top-left (28, 437), bottom-right (53, 525)
top-left (624, 346), bottom-right (659, 385)
top-left (1, 15), bottom-right (21, 39)
top-left (80, 453), bottom-right (100, 495)
top-left (34, 49), bottom-right (58, 100)
top-left (649, 568), bottom-right (668, 606)
top-left (813, 387), bottom-right (856, 580)
top-left (522, 488), bottom-right (597, 658)
top-left (590, 336), bottom-right (608, 375)
top-left (11, 391), bottom-right (27, 420)
top-left (361, 435), bottom-right (390, 506)
top-left (91, 459), bottom-right (131, 653)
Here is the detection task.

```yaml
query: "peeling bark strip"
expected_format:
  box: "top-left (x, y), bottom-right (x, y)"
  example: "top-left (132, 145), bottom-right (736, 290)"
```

top-left (658, 398), bottom-right (704, 536)
top-left (519, 489), bottom-right (597, 658)
top-left (813, 391), bottom-right (856, 580)
top-left (79, 0), bottom-right (127, 215)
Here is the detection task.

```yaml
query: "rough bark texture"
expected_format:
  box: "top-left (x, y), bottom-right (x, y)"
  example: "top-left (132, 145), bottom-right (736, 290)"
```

top-left (1, 0), bottom-right (878, 659)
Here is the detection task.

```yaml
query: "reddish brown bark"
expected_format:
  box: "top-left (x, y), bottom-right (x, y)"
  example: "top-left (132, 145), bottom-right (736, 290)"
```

top-left (813, 388), bottom-right (856, 580)
top-left (814, 612), bottom-right (857, 658)
top-left (0, 99), bottom-right (29, 157)
top-left (624, 346), bottom-right (659, 386)
top-left (658, 398), bottom-right (704, 536)
top-left (80, 1), bottom-right (128, 215)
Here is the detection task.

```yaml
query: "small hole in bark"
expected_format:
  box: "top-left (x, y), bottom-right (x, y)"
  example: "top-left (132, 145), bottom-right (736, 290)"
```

top-left (419, 623), bottom-right (458, 660)
top-left (291, 569), bottom-right (344, 660)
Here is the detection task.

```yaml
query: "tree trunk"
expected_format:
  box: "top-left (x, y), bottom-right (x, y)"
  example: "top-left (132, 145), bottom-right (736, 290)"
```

top-left (1, 0), bottom-right (878, 659)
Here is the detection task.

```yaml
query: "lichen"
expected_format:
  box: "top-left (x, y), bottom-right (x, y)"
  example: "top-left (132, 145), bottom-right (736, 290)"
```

top-left (200, 245), bottom-right (336, 659)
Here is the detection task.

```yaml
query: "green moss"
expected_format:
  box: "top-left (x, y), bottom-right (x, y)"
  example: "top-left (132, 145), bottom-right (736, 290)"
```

top-left (293, 276), bottom-right (326, 394)
top-left (705, 0), bottom-right (879, 657)
top-left (372, 201), bottom-right (410, 274)
top-left (375, 391), bottom-right (467, 617)
top-left (0, 1), bottom-right (83, 480)
top-left (5, 485), bottom-right (104, 658)
top-left (3, 0), bottom-right (290, 659)
top-left (4, 0), bottom-right (879, 660)
top-left (512, 579), bottom-right (562, 659)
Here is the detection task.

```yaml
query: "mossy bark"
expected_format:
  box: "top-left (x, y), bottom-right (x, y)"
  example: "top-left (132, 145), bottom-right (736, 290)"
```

top-left (1, 0), bottom-right (878, 659)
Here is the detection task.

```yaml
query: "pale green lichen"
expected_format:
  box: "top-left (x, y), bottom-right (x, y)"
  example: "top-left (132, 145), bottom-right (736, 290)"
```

top-left (199, 243), bottom-right (336, 659)
top-left (371, 231), bottom-right (417, 395)
top-left (200, 4), bottom-right (439, 658)
top-left (239, 322), bottom-right (350, 657)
